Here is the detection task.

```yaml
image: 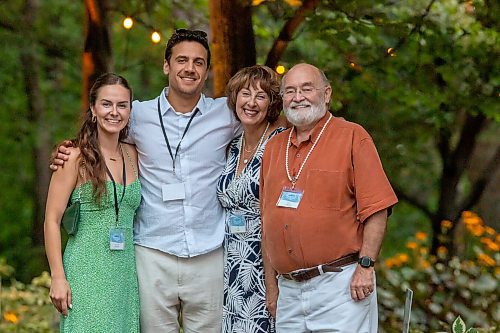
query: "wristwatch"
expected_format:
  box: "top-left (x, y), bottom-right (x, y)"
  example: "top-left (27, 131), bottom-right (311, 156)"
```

top-left (358, 256), bottom-right (376, 268)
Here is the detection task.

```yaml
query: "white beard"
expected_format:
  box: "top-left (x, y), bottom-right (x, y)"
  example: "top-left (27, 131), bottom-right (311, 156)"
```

top-left (284, 96), bottom-right (327, 127)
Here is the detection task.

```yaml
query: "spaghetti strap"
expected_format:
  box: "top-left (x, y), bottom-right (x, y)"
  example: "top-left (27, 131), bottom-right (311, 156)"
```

top-left (122, 145), bottom-right (138, 179)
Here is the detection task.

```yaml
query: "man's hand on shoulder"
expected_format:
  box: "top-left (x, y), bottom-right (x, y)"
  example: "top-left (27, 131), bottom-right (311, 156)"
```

top-left (49, 140), bottom-right (74, 171)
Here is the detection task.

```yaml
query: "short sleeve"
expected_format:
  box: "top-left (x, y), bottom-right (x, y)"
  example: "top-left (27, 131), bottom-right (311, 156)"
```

top-left (353, 136), bottom-right (398, 223)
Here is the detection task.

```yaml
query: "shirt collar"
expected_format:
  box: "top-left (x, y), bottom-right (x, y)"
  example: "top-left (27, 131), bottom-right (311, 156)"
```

top-left (290, 112), bottom-right (332, 147)
top-left (159, 87), bottom-right (206, 116)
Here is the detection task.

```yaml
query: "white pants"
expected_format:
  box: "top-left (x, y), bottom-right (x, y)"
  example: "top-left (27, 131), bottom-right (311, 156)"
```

top-left (135, 245), bottom-right (224, 333)
top-left (276, 263), bottom-right (378, 333)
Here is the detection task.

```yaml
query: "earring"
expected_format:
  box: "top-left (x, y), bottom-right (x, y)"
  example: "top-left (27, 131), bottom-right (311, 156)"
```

top-left (92, 114), bottom-right (96, 123)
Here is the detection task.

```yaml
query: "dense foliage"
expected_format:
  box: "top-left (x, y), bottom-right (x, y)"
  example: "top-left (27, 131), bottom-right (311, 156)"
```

top-left (0, 0), bottom-right (498, 330)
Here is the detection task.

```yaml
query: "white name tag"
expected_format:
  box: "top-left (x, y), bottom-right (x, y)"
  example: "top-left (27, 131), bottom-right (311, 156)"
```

top-left (276, 187), bottom-right (304, 209)
top-left (228, 212), bottom-right (246, 233)
top-left (162, 183), bottom-right (186, 201)
top-left (109, 228), bottom-right (125, 250)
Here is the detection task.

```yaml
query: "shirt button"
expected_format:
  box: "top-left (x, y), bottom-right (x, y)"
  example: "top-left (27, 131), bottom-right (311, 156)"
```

top-left (295, 153), bottom-right (300, 158)
top-left (288, 249), bottom-right (292, 253)
top-left (284, 224), bottom-right (288, 229)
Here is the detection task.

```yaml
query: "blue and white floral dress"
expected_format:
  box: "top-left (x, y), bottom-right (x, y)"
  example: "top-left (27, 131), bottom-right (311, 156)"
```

top-left (217, 127), bottom-right (284, 333)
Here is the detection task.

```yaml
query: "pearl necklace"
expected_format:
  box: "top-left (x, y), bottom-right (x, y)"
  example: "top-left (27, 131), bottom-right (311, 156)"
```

top-left (235, 122), bottom-right (270, 175)
top-left (285, 114), bottom-right (332, 189)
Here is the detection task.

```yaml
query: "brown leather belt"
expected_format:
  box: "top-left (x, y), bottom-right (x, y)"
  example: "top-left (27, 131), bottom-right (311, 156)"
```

top-left (281, 252), bottom-right (359, 282)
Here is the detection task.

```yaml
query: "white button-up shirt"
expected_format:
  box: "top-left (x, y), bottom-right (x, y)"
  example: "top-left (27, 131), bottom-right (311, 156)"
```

top-left (129, 88), bottom-right (241, 257)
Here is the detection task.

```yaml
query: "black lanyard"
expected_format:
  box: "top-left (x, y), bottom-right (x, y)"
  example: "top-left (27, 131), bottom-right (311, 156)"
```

top-left (157, 97), bottom-right (199, 176)
top-left (105, 152), bottom-right (126, 224)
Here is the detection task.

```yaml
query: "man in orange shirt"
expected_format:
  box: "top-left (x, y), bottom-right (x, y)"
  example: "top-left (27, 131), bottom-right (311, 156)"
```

top-left (260, 63), bottom-right (398, 333)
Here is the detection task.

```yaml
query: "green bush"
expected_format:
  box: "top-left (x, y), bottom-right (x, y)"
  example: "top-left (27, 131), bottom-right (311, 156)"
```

top-left (1, 212), bottom-right (497, 332)
top-left (1, 259), bottom-right (58, 332)
top-left (377, 212), bottom-right (499, 332)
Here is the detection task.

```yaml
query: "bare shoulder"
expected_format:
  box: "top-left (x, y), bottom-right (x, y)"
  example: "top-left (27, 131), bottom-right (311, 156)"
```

top-left (67, 147), bottom-right (81, 161)
top-left (56, 147), bottom-right (81, 173)
top-left (51, 147), bottom-right (81, 188)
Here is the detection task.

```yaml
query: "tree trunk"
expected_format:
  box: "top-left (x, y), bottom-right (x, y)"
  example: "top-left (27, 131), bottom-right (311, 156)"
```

top-left (82, 0), bottom-right (112, 110)
top-left (209, 0), bottom-right (256, 97)
top-left (21, 0), bottom-right (51, 246)
top-left (432, 112), bottom-right (488, 256)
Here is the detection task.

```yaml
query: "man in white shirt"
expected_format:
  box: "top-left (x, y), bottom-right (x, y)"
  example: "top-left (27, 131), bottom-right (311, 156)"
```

top-left (53, 29), bottom-right (240, 333)
top-left (130, 29), bottom-right (240, 333)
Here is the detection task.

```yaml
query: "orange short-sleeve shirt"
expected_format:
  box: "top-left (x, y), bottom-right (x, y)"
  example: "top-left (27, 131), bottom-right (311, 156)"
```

top-left (260, 113), bottom-right (398, 274)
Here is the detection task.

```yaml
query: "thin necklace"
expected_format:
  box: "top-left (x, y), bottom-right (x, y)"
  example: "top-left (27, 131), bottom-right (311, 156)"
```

top-left (285, 114), bottom-right (332, 189)
top-left (243, 141), bottom-right (259, 153)
top-left (235, 122), bottom-right (270, 175)
top-left (106, 143), bottom-right (122, 161)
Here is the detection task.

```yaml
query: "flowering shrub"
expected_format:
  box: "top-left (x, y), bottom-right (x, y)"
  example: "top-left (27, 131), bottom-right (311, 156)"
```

top-left (0, 259), bottom-right (58, 332)
top-left (1, 211), bottom-right (497, 332)
top-left (377, 211), bottom-right (499, 333)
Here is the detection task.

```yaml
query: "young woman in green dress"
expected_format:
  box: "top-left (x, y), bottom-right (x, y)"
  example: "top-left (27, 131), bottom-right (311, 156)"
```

top-left (44, 73), bottom-right (141, 332)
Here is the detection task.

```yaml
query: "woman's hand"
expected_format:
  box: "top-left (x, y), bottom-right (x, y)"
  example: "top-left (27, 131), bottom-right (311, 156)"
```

top-left (49, 277), bottom-right (72, 317)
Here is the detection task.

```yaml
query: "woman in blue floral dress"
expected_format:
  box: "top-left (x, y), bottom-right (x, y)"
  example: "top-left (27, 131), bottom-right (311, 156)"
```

top-left (217, 65), bottom-right (285, 333)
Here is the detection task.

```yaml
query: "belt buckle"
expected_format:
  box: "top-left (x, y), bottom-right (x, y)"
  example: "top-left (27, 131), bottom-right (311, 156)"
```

top-left (290, 268), bottom-right (311, 281)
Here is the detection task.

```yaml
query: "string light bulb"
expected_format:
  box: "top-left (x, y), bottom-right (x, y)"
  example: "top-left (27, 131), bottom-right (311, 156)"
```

top-left (123, 17), bottom-right (134, 30)
top-left (276, 65), bottom-right (285, 75)
top-left (151, 31), bottom-right (161, 43)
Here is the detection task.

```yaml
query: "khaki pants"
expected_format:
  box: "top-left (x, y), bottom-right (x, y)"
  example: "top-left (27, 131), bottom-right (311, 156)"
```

top-left (135, 245), bottom-right (224, 333)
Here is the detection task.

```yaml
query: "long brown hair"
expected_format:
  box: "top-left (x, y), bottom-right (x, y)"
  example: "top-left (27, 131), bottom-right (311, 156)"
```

top-left (74, 73), bottom-right (132, 202)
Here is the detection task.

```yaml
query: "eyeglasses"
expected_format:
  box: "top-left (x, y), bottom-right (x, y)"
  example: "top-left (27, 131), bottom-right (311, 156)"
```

top-left (281, 85), bottom-right (324, 100)
top-left (174, 29), bottom-right (208, 40)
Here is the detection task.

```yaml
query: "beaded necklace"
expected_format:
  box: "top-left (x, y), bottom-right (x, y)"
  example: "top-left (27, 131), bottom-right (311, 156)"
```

top-left (285, 114), bottom-right (332, 189)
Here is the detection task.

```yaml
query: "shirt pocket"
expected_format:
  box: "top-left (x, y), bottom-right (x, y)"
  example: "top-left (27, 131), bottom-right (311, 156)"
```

top-left (307, 170), bottom-right (343, 210)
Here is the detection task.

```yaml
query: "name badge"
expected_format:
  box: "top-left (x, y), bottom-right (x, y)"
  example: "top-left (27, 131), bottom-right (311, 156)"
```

top-left (162, 183), bottom-right (186, 201)
top-left (276, 187), bottom-right (304, 209)
top-left (228, 212), bottom-right (247, 233)
top-left (109, 228), bottom-right (125, 250)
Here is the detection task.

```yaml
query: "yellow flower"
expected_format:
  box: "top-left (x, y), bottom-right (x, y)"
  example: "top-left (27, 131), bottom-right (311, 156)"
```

top-left (385, 257), bottom-right (403, 268)
top-left (3, 311), bottom-right (19, 324)
top-left (485, 226), bottom-right (496, 236)
top-left (441, 220), bottom-right (453, 229)
top-left (478, 253), bottom-right (496, 267)
top-left (419, 259), bottom-right (430, 269)
top-left (463, 211), bottom-right (483, 226)
top-left (398, 253), bottom-right (409, 263)
top-left (385, 258), bottom-right (395, 268)
top-left (462, 211), bottom-right (474, 219)
top-left (486, 241), bottom-right (499, 252)
top-left (437, 246), bottom-right (448, 256)
top-left (285, 0), bottom-right (302, 6)
top-left (416, 232), bottom-right (427, 241)
top-left (252, 0), bottom-right (265, 5)
top-left (406, 241), bottom-right (418, 249)
top-left (468, 225), bottom-right (485, 237)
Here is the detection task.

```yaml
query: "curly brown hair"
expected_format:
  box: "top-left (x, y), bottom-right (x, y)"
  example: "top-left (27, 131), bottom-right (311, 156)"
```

top-left (225, 65), bottom-right (282, 124)
top-left (74, 73), bottom-right (132, 202)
